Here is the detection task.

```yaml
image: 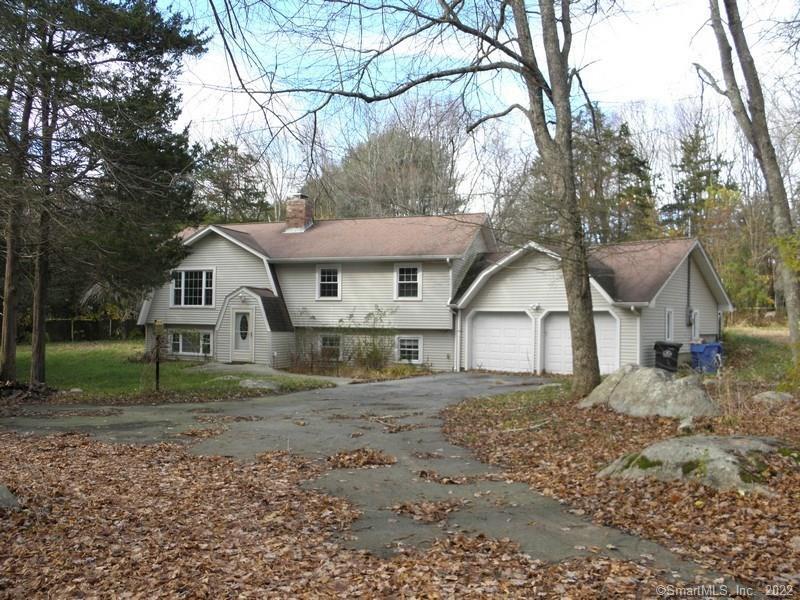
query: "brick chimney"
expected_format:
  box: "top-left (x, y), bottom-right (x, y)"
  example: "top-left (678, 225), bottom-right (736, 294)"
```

top-left (284, 192), bottom-right (314, 232)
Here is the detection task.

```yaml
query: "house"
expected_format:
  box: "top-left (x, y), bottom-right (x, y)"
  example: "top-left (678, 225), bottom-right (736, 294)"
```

top-left (138, 195), bottom-right (733, 374)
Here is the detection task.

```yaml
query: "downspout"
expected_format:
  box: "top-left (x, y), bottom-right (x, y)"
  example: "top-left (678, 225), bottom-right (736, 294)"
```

top-left (686, 253), bottom-right (693, 327)
top-left (454, 308), bottom-right (462, 371)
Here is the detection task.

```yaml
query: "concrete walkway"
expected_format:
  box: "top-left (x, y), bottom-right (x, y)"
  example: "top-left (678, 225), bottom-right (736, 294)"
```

top-left (0, 373), bottom-right (720, 582)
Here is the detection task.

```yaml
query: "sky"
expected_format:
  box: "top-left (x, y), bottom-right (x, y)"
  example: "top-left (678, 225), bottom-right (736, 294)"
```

top-left (172, 0), bottom-right (798, 200)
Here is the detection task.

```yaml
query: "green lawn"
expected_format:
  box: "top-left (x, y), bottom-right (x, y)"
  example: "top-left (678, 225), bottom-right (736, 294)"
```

top-left (723, 326), bottom-right (792, 384)
top-left (15, 340), bottom-right (334, 402)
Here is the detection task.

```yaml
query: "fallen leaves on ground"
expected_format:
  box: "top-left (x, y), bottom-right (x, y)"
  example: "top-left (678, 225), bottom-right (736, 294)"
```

top-left (0, 433), bottom-right (356, 597)
top-left (0, 433), bottom-right (681, 597)
top-left (180, 426), bottom-right (228, 439)
top-left (193, 414), bottom-right (263, 424)
top-left (326, 447), bottom-right (397, 468)
top-left (8, 408), bottom-right (123, 418)
top-left (391, 499), bottom-right (467, 523)
top-left (418, 469), bottom-right (472, 485)
top-left (412, 450), bottom-right (445, 459)
top-left (442, 387), bottom-right (800, 588)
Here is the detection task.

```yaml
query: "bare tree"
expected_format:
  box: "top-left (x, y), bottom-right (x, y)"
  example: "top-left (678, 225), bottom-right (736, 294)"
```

top-left (305, 97), bottom-right (469, 218)
top-left (212, 0), bottom-right (612, 395)
top-left (697, 0), bottom-right (800, 358)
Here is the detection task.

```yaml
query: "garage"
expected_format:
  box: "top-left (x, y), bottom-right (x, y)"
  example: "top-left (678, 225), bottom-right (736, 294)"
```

top-left (469, 312), bottom-right (534, 372)
top-left (543, 312), bottom-right (619, 375)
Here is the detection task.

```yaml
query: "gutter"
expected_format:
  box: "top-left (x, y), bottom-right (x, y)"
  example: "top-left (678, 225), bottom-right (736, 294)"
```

top-left (268, 255), bottom-right (460, 263)
top-left (611, 301), bottom-right (649, 309)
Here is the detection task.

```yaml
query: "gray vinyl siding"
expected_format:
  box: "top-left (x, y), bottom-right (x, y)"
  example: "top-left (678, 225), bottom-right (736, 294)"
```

top-left (276, 261), bottom-right (453, 330)
top-left (270, 332), bottom-right (296, 369)
top-left (146, 234), bottom-right (273, 326)
top-left (295, 327), bottom-right (454, 371)
top-left (459, 252), bottom-right (639, 370)
top-left (401, 329), bottom-right (454, 371)
top-left (640, 254), bottom-right (722, 366)
top-left (450, 233), bottom-right (488, 299)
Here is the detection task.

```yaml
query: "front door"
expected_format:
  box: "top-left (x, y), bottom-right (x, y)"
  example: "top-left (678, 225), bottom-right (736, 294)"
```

top-left (231, 310), bottom-right (254, 362)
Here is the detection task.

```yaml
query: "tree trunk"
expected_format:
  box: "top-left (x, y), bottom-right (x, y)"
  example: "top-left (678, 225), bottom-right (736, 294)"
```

top-left (30, 209), bottom-right (50, 386)
top-left (558, 167), bottom-right (601, 396)
top-left (0, 91), bottom-right (34, 382)
top-left (756, 138), bottom-right (800, 355)
top-left (707, 0), bottom-right (800, 358)
top-left (512, 0), bottom-right (601, 396)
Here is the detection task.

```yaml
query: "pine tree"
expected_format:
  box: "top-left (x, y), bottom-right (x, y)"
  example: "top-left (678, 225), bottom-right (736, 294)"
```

top-left (661, 122), bottom-right (731, 235)
top-left (0, 0), bottom-right (205, 384)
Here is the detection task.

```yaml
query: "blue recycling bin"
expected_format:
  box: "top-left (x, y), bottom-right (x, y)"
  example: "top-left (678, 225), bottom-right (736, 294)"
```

top-left (690, 342), bottom-right (723, 373)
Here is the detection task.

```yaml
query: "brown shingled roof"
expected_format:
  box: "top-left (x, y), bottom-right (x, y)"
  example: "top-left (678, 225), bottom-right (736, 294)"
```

top-left (245, 287), bottom-right (294, 332)
top-left (205, 213), bottom-right (490, 260)
top-left (452, 237), bottom-right (706, 306)
top-left (588, 238), bottom-right (697, 303)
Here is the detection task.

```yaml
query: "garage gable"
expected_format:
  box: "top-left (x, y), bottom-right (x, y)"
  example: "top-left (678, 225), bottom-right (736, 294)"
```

top-left (453, 243), bottom-right (615, 310)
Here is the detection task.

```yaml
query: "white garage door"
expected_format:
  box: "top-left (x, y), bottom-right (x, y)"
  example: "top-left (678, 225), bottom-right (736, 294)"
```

top-left (543, 312), bottom-right (619, 375)
top-left (470, 312), bottom-right (534, 373)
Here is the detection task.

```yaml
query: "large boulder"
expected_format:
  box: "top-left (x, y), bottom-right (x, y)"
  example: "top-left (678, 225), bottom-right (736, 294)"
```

top-left (599, 435), bottom-right (790, 493)
top-left (752, 391), bottom-right (794, 404)
top-left (579, 365), bottom-right (719, 418)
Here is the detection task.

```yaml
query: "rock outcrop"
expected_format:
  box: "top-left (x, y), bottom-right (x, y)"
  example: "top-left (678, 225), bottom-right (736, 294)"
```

top-left (579, 365), bottom-right (719, 419)
top-left (752, 391), bottom-right (794, 404)
top-left (599, 435), bottom-right (795, 493)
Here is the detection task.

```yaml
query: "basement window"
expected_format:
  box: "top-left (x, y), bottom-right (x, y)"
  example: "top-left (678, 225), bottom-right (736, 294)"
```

top-left (170, 331), bottom-right (212, 356)
top-left (320, 335), bottom-right (342, 361)
top-left (396, 336), bottom-right (422, 364)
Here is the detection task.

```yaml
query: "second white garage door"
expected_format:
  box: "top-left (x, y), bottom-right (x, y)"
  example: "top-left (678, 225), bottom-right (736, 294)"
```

top-left (543, 312), bottom-right (619, 375)
top-left (470, 312), bottom-right (534, 372)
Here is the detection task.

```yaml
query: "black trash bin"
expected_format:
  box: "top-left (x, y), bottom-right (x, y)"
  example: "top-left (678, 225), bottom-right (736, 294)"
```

top-left (654, 341), bottom-right (682, 372)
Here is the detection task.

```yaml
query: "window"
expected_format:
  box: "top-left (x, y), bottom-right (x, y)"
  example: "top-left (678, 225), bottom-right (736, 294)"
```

top-left (691, 310), bottom-right (700, 340)
top-left (395, 264), bottom-right (421, 300)
top-left (172, 270), bottom-right (214, 306)
top-left (397, 336), bottom-right (422, 363)
top-left (320, 335), bottom-right (342, 361)
top-left (317, 265), bottom-right (341, 300)
top-left (170, 331), bottom-right (212, 356)
top-left (664, 309), bottom-right (674, 341)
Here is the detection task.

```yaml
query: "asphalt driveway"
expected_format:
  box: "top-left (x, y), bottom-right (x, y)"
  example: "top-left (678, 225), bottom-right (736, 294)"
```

top-left (0, 372), bottom-right (718, 581)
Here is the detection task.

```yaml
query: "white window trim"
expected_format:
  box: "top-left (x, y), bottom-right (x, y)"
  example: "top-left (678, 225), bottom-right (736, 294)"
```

top-left (169, 267), bottom-right (216, 308)
top-left (691, 310), bottom-right (700, 340)
top-left (665, 308), bottom-right (674, 342)
top-left (394, 263), bottom-right (423, 301)
top-left (319, 334), bottom-right (343, 361)
top-left (395, 335), bottom-right (423, 364)
top-left (170, 330), bottom-right (213, 357)
top-left (315, 264), bottom-right (342, 301)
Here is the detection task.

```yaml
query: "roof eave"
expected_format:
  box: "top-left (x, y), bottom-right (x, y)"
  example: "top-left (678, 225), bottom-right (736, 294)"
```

top-left (611, 301), bottom-right (650, 309)
top-left (268, 254), bottom-right (459, 263)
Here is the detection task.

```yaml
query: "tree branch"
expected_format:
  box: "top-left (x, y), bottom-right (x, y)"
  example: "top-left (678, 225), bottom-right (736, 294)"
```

top-left (466, 104), bottom-right (531, 133)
